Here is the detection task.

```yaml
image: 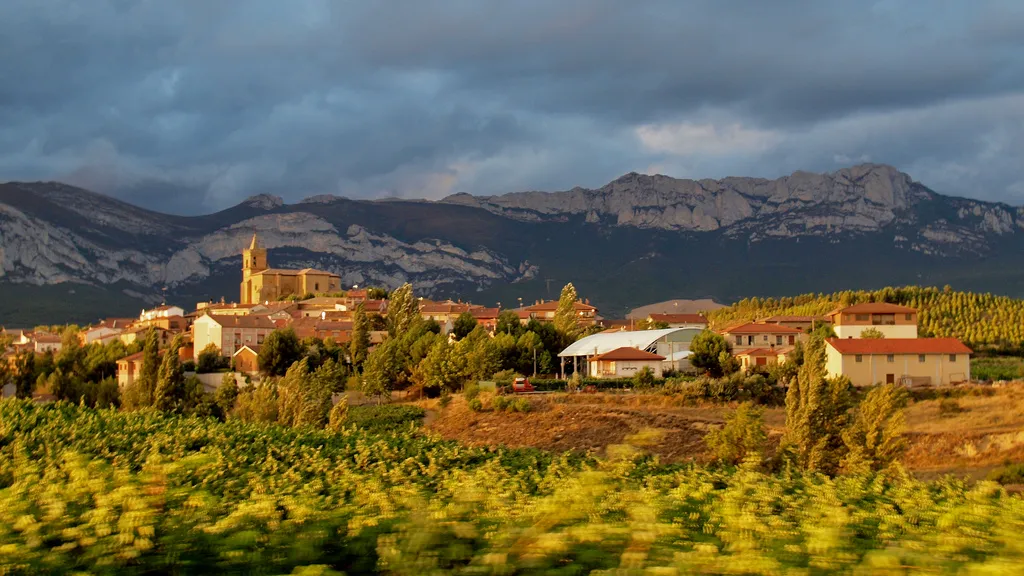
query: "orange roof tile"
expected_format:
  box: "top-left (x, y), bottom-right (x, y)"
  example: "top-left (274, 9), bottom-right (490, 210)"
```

top-left (720, 322), bottom-right (803, 334)
top-left (829, 302), bottom-right (917, 316)
top-left (591, 347), bottom-right (665, 362)
top-left (826, 338), bottom-right (972, 355)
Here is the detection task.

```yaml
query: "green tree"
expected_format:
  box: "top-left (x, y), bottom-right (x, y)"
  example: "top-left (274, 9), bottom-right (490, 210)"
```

top-left (126, 328), bottom-right (161, 409)
top-left (215, 374), bottom-right (240, 417)
top-left (859, 327), bottom-right (885, 339)
top-left (154, 335), bottom-right (186, 411)
top-left (495, 310), bottom-right (524, 338)
top-left (350, 303), bottom-right (371, 371)
top-left (458, 325), bottom-right (499, 381)
top-left (277, 358), bottom-right (332, 428)
top-left (782, 335), bottom-right (853, 475)
top-left (327, 397), bottom-right (349, 431)
top-left (452, 311), bottom-right (478, 341)
top-left (841, 383), bottom-right (909, 473)
top-left (312, 357), bottom-right (347, 394)
top-left (196, 343), bottom-right (226, 373)
top-left (362, 339), bottom-right (400, 402)
top-left (233, 382), bottom-right (279, 423)
top-left (366, 286), bottom-right (388, 300)
top-left (689, 330), bottom-right (733, 378)
top-left (259, 328), bottom-right (302, 377)
top-left (705, 402), bottom-right (767, 465)
top-left (553, 283), bottom-right (582, 341)
top-left (12, 350), bottom-right (36, 399)
top-left (420, 338), bottom-right (463, 394)
top-left (387, 283), bottom-right (418, 337)
top-left (632, 366), bottom-right (656, 389)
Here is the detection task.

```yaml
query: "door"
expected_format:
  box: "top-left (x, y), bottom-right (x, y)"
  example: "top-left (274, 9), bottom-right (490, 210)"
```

top-left (788, 335), bottom-right (796, 345)
top-left (886, 373), bottom-right (895, 384)
top-left (756, 357), bottom-right (767, 366)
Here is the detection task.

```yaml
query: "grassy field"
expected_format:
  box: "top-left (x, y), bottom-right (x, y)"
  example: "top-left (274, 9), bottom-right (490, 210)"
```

top-left (972, 356), bottom-right (1024, 381)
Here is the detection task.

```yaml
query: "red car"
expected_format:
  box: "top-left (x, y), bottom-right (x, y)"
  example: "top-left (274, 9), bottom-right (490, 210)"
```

top-left (512, 377), bottom-right (535, 393)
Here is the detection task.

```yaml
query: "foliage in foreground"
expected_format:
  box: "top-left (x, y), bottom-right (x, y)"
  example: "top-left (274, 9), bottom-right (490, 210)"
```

top-left (3, 400), bottom-right (1024, 574)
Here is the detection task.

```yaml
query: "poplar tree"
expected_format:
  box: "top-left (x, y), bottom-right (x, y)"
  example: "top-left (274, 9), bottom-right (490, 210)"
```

top-left (350, 303), bottom-right (371, 371)
top-left (154, 335), bottom-right (185, 411)
top-left (137, 329), bottom-right (161, 407)
top-left (553, 282), bottom-right (581, 341)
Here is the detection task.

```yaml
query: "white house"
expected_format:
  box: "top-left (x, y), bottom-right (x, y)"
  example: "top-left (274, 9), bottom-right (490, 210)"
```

top-left (140, 305), bottom-right (186, 323)
top-left (588, 347), bottom-right (665, 379)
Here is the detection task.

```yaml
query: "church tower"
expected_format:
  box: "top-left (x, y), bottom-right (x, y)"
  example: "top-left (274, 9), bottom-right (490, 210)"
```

top-left (241, 232), bottom-right (268, 304)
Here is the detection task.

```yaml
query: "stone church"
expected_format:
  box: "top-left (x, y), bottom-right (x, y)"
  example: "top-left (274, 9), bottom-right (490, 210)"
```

top-left (240, 233), bottom-right (341, 305)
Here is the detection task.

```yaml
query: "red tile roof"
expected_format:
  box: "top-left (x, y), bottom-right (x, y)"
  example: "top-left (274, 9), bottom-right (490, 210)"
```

top-left (470, 307), bottom-right (500, 320)
top-left (524, 300), bottom-right (596, 312)
top-left (420, 302), bottom-right (478, 314)
top-left (591, 347), bottom-right (665, 362)
top-left (720, 322), bottom-right (803, 334)
top-left (202, 314), bottom-right (277, 329)
top-left (648, 313), bottom-right (707, 324)
top-left (828, 303), bottom-right (917, 316)
top-left (826, 338), bottom-right (972, 355)
top-left (760, 315), bottom-right (828, 323)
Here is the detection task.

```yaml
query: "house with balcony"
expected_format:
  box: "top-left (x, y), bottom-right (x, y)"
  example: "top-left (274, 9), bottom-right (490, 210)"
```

top-left (521, 299), bottom-right (598, 326)
top-left (827, 303), bottom-right (918, 339)
top-left (191, 314), bottom-right (277, 360)
top-left (736, 346), bottom-right (794, 372)
top-left (719, 322), bottom-right (805, 351)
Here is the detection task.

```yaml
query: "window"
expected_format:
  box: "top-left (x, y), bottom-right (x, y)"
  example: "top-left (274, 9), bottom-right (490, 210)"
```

top-left (905, 314), bottom-right (913, 321)
top-left (315, 282), bottom-right (320, 291)
top-left (762, 335), bottom-right (769, 342)
top-left (257, 334), bottom-right (265, 345)
top-left (855, 314), bottom-right (869, 321)
top-left (886, 354), bottom-right (895, 363)
top-left (776, 335), bottom-right (783, 345)
top-left (949, 354), bottom-right (957, 362)
top-left (918, 354), bottom-right (926, 363)
top-left (855, 355), bottom-right (863, 363)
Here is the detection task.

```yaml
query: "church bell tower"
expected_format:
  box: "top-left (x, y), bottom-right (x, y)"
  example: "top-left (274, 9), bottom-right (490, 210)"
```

top-left (241, 232), bottom-right (268, 304)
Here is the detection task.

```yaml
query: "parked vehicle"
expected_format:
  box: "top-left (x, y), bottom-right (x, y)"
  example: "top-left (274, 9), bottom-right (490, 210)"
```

top-left (512, 377), bottom-right (535, 393)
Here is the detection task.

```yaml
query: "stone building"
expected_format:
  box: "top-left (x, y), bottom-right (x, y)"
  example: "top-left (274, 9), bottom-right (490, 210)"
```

top-left (240, 233), bottom-right (341, 305)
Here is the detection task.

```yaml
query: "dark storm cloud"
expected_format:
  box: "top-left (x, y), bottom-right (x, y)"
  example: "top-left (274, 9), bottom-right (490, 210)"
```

top-left (0, 0), bottom-right (1022, 214)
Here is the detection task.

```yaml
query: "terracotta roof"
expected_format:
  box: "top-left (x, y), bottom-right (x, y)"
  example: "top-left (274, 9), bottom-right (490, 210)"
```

top-left (252, 268), bottom-right (339, 278)
top-left (525, 300), bottom-right (596, 312)
top-left (591, 347), bottom-right (665, 362)
top-left (760, 315), bottom-right (828, 323)
top-left (720, 322), bottom-right (803, 334)
top-left (202, 314), bottom-right (277, 329)
top-left (99, 318), bottom-right (136, 329)
top-left (737, 346), bottom-right (795, 357)
top-left (420, 302), bottom-right (478, 314)
top-left (648, 313), bottom-right (707, 324)
top-left (317, 321), bottom-right (352, 331)
top-left (122, 325), bottom-right (170, 334)
top-left (470, 307), bottom-right (500, 319)
top-left (829, 302), bottom-right (917, 316)
top-left (206, 303), bottom-right (257, 310)
top-left (826, 338), bottom-right (972, 355)
top-left (233, 345), bottom-right (261, 356)
top-left (33, 333), bottom-right (62, 343)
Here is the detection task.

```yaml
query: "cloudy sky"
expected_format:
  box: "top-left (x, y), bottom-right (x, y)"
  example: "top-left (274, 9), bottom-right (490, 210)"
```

top-left (1, 0), bottom-right (1022, 214)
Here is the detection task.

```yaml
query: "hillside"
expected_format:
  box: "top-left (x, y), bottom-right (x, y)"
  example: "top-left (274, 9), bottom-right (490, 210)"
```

top-left (3, 164), bottom-right (1024, 323)
top-left (705, 285), bottom-right (1024, 350)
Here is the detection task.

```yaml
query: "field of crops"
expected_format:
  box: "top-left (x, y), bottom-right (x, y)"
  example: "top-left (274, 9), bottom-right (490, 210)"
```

top-left (3, 399), bottom-right (1024, 574)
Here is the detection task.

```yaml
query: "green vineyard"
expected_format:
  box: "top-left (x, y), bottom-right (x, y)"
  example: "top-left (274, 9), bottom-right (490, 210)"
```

top-left (3, 399), bottom-right (1024, 574)
top-left (707, 286), bottom-right (1024, 350)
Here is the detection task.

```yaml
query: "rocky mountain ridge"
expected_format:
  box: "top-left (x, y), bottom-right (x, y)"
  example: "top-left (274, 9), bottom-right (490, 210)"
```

top-left (442, 164), bottom-right (1023, 246)
top-left (1, 164), bottom-right (1023, 323)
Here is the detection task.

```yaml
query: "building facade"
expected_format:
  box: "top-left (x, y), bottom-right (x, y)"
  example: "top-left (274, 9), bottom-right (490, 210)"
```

top-left (192, 313), bottom-right (277, 359)
top-left (828, 303), bottom-right (919, 339)
top-left (240, 233), bottom-right (341, 304)
top-left (588, 347), bottom-right (665, 378)
top-left (719, 323), bottom-right (804, 351)
top-left (824, 338), bottom-right (971, 386)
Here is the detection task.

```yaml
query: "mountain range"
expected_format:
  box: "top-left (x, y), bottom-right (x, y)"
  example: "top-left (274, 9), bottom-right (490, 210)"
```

top-left (2, 163), bottom-right (1024, 325)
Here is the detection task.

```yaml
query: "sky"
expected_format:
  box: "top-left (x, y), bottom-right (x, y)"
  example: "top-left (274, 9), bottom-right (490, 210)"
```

top-left (1, 0), bottom-right (1022, 214)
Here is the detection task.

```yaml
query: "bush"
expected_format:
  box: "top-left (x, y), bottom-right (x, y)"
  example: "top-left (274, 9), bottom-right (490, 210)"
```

top-left (468, 397), bottom-right (484, 412)
top-left (512, 398), bottom-right (531, 413)
top-left (438, 393), bottom-right (452, 409)
top-left (987, 462), bottom-right (1024, 485)
top-left (705, 402), bottom-right (766, 465)
top-left (346, 404), bottom-right (425, 432)
top-left (939, 398), bottom-right (966, 416)
top-left (632, 367), bottom-right (656, 390)
top-left (463, 382), bottom-right (481, 402)
top-left (491, 396), bottom-right (510, 412)
top-left (492, 370), bottom-right (521, 388)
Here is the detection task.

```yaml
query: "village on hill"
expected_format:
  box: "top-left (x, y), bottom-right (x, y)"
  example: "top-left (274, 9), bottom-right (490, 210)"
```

top-left (1, 233), bottom-right (976, 401)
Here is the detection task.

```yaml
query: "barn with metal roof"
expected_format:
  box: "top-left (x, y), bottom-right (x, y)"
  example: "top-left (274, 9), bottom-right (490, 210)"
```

top-left (557, 327), bottom-right (702, 376)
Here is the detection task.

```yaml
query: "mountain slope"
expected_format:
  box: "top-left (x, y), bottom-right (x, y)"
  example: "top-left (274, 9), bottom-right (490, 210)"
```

top-left (2, 164), bottom-right (1024, 324)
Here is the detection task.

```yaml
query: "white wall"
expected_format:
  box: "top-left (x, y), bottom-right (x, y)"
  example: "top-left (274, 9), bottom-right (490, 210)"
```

top-left (834, 324), bottom-right (918, 339)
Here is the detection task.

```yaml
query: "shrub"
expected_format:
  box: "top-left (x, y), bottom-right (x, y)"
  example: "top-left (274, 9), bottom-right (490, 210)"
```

top-left (841, 383), bottom-right (909, 473)
top-left (463, 382), bottom-right (481, 402)
top-left (468, 397), bottom-right (484, 412)
top-left (491, 396), bottom-right (510, 412)
top-left (987, 462), bottom-right (1024, 485)
top-left (704, 402), bottom-right (766, 465)
top-left (346, 404), bottom-right (425, 432)
top-left (492, 370), bottom-right (520, 388)
top-left (327, 397), bottom-right (349, 431)
top-left (939, 398), bottom-right (966, 416)
top-left (632, 366), bottom-right (656, 390)
top-left (438, 392), bottom-right (452, 409)
top-left (512, 398), bottom-right (531, 413)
